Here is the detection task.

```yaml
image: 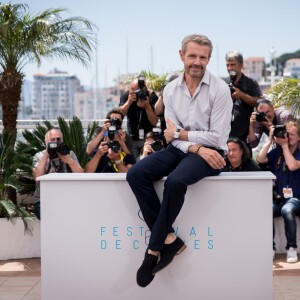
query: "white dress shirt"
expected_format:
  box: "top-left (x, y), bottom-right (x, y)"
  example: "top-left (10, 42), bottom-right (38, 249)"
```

top-left (163, 70), bottom-right (233, 153)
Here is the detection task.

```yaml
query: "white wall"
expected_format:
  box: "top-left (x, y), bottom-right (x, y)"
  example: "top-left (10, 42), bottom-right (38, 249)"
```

top-left (40, 172), bottom-right (274, 300)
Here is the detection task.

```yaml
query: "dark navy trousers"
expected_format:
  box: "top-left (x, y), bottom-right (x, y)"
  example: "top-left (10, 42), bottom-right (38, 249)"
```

top-left (126, 144), bottom-right (221, 251)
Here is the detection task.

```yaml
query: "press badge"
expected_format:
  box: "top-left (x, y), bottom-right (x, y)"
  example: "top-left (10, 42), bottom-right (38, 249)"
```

top-left (283, 187), bottom-right (293, 198)
top-left (139, 129), bottom-right (144, 140)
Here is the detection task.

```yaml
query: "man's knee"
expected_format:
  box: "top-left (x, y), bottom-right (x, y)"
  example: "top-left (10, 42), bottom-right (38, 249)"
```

top-left (281, 206), bottom-right (295, 220)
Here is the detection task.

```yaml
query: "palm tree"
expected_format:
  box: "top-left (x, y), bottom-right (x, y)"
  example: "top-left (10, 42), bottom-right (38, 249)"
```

top-left (267, 78), bottom-right (300, 117)
top-left (0, 3), bottom-right (96, 140)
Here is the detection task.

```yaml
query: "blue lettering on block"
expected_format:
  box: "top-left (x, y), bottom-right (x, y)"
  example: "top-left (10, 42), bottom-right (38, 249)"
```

top-left (194, 240), bottom-right (200, 249)
top-left (127, 226), bottom-right (133, 236)
top-left (100, 227), bottom-right (106, 236)
top-left (208, 240), bottom-right (214, 249)
top-left (133, 240), bottom-right (139, 250)
top-left (116, 240), bottom-right (121, 250)
top-left (190, 227), bottom-right (196, 237)
top-left (100, 240), bottom-right (106, 249)
top-left (208, 227), bottom-right (213, 236)
top-left (139, 226), bottom-right (144, 236)
top-left (113, 226), bottom-right (119, 236)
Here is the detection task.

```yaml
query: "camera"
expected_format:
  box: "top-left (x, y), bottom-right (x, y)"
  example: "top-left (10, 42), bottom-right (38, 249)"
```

top-left (107, 125), bottom-right (117, 140)
top-left (105, 125), bottom-right (121, 153)
top-left (135, 75), bottom-right (149, 100)
top-left (110, 118), bottom-right (122, 130)
top-left (256, 112), bottom-right (267, 122)
top-left (47, 138), bottom-right (70, 159)
top-left (107, 140), bottom-right (121, 153)
top-left (150, 128), bottom-right (164, 152)
top-left (273, 125), bottom-right (287, 138)
top-left (228, 70), bottom-right (237, 95)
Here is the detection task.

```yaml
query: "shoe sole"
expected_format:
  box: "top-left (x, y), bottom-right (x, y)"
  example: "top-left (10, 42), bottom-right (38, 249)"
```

top-left (152, 244), bottom-right (187, 275)
top-left (287, 259), bottom-right (298, 263)
top-left (176, 244), bottom-right (187, 255)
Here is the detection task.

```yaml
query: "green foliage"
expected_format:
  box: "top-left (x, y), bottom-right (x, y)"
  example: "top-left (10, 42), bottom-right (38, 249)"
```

top-left (57, 116), bottom-right (98, 167)
top-left (0, 3), bottom-right (96, 72)
top-left (266, 78), bottom-right (300, 117)
top-left (124, 70), bottom-right (182, 92)
top-left (16, 116), bottom-right (99, 178)
top-left (276, 50), bottom-right (300, 68)
top-left (0, 129), bottom-right (35, 234)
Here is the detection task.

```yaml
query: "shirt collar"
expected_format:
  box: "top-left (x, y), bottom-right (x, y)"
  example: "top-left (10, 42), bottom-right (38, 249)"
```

top-left (179, 70), bottom-right (211, 86)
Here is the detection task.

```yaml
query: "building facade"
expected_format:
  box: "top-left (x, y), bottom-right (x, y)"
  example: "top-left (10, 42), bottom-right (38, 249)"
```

top-left (32, 69), bottom-right (82, 120)
top-left (243, 57), bottom-right (265, 83)
top-left (284, 58), bottom-right (300, 78)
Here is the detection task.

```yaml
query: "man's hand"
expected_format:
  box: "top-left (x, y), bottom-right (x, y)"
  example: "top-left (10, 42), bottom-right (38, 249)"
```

top-left (164, 119), bottom-right (177, 143)
top-left (249, 111), bottom-right (257, 126)
top-left (142, 143), bottom-right (154, 157)
top-left (128, 89), bottom-right (137, 104)
top-left (98, 141), bottom-right (109, 156)
top-left (102, 120), bottom-right (111, 132)
top-left (198, 147), bottom-right (226, 169)
top-left (136, 97), bottom-right (150, 109)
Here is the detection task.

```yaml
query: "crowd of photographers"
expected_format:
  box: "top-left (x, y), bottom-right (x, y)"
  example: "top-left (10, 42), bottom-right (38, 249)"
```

top-left (33, 58), bottom-right (300, 264)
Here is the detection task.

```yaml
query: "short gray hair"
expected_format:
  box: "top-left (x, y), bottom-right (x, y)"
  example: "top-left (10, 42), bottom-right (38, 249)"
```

top-left (181, 34), bottom-right (213, 58)
top-left (225, 51), bottom-right (243, 65)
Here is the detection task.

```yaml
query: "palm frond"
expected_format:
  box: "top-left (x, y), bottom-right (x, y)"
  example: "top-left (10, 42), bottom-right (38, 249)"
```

top-left (266, 78), bottom-right (300, 118)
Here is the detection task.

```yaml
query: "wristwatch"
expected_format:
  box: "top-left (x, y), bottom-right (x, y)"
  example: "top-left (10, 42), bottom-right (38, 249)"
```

top-left (114, 159), bottom-right (122, 165)
top-left (173, 128), bottom-right (180, 139)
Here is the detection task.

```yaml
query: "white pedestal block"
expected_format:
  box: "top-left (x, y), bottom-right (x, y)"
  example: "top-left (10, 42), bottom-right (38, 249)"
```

top-left (39, 172), bottom-right (274, 300)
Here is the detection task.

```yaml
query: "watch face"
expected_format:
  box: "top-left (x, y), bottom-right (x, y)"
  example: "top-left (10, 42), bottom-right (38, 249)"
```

top-left (173, 131), bottom-right (180, 139)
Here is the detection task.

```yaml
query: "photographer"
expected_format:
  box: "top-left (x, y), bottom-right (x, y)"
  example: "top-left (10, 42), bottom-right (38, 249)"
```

top-left (86, 108), bottom-right (133, 156)
top-left (224, 51), bottom-right (261, 143)
top-left (248, 99), bottom-right (293, 149)
top-left (119, 76), bottom-right (158, 160)
top-left (256, 120), bottom-right (300, 263)
top-left (85, 123), bottom-right (135, 173)
top-left (140, 128), bottom-right (165, 160)
top-left (33, 128), bottom-right (84, 219)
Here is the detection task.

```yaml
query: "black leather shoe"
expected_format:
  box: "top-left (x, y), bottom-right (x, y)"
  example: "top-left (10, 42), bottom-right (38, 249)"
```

top-left (136, 249), bottom-right (159, 287)
top-left (152, 236), bottom-right (186, 274)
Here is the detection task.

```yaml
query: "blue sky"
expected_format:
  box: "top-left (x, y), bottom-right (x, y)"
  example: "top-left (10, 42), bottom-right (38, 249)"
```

top-left (8, 0), bottom-right (300, 87)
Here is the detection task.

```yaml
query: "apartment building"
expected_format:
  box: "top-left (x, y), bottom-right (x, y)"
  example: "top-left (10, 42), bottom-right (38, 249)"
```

top-left (284, 58), bottom-right (300, 78)
top-left (243, 57), bottom-right (265, 83)
top-left (32, 69), bottom-right (82, 120)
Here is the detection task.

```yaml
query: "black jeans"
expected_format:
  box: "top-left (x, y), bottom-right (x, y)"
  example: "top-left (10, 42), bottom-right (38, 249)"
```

top-left (127, 144), bottom-right (221, 251)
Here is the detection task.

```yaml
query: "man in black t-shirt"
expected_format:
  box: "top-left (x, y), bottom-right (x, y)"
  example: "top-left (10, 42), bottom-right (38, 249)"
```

top-left (119, 76), bottom-right (158, 159)
top-left (224, 51), bottom-right (261, 142)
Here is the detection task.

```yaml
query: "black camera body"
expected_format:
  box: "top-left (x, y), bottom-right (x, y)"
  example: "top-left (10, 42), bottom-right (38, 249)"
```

top-left (227, 70), bottom-right (237, 95)
top-left (47, 138), bottom-right (70, 159)
top-left (108, 140), bottom-right (121, 153)
top-left (150, 128), bottom-right (164, 152)
top-left (273, 125), bottom-right (287, 138)
top-left (136, 89), bottom-right (149, 100)
top-left (110, 118), bottom-right (122, 130)
top-left (228, 82), bottom-right (235, 95)
top-left (256, 112), bottom-right (267, 122)
top-left (105, 125), bottom-right (121, 153)
top-left (135, 75), bottom-right (149, 101)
